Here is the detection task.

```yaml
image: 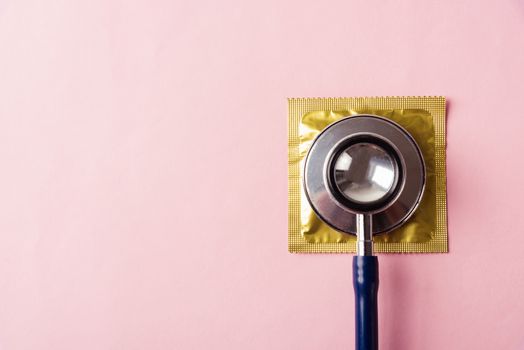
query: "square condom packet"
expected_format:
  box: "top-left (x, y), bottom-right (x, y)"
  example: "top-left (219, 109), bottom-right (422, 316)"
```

top-left (288, 96), bottom-right (447, 253)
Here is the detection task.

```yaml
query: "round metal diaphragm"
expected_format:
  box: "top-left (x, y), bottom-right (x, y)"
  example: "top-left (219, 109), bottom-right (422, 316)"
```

top-left (303, 115), bottom-right (425, 235)
top-left (332, 142), bottom-right (399, 205)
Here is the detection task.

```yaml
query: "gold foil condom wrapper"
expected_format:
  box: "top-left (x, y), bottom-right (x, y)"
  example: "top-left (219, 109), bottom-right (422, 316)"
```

top-left (288, 96), bottom-right (447, 253)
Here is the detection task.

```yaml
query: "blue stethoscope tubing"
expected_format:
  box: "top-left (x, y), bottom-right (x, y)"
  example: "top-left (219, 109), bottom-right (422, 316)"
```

top-left (353, 255), bottom-right (379, 350)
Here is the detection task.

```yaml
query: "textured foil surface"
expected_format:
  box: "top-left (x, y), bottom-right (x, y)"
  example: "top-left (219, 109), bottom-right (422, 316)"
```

top-left (288, 97), bottom-right (447, 253)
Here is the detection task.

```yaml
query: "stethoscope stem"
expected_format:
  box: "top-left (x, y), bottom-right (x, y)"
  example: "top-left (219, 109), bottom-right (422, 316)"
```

top-left (356, 214), bottom-right (373, 256)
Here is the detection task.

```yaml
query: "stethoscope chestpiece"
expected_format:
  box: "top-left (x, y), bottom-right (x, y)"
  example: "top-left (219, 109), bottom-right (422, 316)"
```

top-left (303, 115), bottom-right (426, 236)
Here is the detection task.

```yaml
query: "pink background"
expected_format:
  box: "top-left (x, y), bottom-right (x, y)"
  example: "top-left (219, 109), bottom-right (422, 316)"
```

top-left (1, 0), bottom-right (524, 349)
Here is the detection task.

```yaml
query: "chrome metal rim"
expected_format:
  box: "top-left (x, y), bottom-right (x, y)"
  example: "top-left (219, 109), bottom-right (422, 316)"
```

top-left (303, 115), bottom-right (426, 235)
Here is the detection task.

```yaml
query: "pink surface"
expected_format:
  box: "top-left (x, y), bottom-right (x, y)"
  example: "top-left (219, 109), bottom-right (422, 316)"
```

top-left (1, 0), bottom-right (524, 349)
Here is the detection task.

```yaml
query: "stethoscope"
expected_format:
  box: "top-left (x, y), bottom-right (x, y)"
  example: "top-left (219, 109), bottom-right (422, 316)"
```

top-left (303, 115), bottom-right (426, 350)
